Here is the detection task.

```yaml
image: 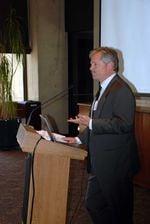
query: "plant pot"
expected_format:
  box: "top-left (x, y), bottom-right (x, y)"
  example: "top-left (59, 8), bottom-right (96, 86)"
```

top-left (0, 118), bottom-right (21, 150)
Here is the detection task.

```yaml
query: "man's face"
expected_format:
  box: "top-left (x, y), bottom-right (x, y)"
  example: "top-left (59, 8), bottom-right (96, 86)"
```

top-left (90, 52), bottom-right (109, 82)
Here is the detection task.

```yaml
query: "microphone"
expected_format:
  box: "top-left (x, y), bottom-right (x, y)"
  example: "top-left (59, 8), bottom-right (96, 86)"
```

top-left (26, 86), bottom-right (73, 127)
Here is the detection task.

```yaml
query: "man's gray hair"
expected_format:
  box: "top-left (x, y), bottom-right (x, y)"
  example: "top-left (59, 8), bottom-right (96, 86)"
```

top-left (89, 47), bottom-right (119, 72)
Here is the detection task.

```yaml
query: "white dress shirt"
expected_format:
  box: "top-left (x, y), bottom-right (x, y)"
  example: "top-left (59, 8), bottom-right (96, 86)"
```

top-left (89, 73), bottom-right (116, 129)
top-left (75, 73), bottom-right (116, 144)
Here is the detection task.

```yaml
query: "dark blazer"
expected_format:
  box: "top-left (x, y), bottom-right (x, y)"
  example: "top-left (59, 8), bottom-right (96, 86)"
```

top-left (79, 75), bottom-right (140, 190)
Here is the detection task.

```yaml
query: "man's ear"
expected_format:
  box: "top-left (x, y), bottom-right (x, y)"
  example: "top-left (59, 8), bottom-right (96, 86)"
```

top-left (107, 61), bottom-right (114, 71)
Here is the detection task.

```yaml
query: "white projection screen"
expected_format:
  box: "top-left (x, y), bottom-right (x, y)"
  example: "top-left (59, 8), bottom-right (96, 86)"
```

top-left (101, 0), bottom-right (150, 93)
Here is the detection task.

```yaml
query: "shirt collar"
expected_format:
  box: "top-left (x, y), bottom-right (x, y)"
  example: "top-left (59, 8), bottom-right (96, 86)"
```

top-left (100, 73), bottom-right (116, 90)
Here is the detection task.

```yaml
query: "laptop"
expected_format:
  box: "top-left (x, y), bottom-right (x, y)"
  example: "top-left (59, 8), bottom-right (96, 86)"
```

top-left (39, 114), bottom-right (66, 143)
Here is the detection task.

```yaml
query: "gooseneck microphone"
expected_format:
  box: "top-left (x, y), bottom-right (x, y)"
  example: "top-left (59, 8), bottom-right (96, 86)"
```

top-left (26, 86), bottom-right (73, 127)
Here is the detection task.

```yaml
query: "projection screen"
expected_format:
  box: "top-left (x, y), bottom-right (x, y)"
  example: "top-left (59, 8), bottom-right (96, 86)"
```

top-left (101, 0), bottom-right (150, 93)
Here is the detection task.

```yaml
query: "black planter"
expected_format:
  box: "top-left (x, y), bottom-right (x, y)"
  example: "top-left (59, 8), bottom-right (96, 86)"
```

top-left (0, 119), bottom-right (21, 150)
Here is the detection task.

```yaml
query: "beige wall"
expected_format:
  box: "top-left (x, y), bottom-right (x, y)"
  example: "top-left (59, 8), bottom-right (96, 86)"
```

top-left (93, 0), bottom-right (100, 94)
top-left (93, 0), bottom-right (100, 48)
top-left (27, 0), bottom-right (68, 134)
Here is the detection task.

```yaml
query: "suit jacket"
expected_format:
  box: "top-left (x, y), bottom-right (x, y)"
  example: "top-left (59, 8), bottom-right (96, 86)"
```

top-left (79, 75), bottom-right (140, 189)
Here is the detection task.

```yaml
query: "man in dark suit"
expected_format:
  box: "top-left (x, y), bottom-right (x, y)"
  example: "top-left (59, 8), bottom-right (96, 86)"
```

top-left (64, 47), bottom-right (140, 224)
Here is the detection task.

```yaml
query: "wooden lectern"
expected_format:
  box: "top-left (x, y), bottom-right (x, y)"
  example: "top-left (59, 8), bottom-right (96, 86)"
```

top-left (17, 124), bottom-right (87, 224)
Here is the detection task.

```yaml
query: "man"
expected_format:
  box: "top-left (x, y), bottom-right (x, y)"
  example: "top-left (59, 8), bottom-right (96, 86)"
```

top-left (64, 47), bottom-right (140, 224)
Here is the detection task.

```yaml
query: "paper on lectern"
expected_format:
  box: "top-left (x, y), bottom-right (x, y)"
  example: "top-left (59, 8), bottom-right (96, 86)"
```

top-left (36, 130), bottom-right (67, 143)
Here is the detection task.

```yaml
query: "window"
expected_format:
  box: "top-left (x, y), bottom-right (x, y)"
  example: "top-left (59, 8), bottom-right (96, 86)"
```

top-left (6, 54), bottom-right (24, 101)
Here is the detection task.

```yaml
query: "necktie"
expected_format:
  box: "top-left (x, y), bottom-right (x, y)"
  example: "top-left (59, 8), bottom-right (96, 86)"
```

top-left (91, 84), bottom-right (102, 117)
top-left (95, 84), bottom-right (102, 101)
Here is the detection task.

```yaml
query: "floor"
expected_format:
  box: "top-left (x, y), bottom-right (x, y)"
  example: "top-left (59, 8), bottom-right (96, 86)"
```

top-left (0, 149), bottom-right (150, 224)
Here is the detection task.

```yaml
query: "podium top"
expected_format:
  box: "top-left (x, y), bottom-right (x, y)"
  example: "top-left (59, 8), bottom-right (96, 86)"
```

top-left (17, 124), bottom-right (87, 161)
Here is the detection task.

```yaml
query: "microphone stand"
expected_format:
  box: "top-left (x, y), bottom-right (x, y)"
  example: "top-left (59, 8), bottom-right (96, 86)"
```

top-left (26, 86), bottom-right (73, 127)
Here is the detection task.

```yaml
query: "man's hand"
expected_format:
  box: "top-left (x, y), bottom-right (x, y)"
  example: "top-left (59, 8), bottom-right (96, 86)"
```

top-left (68, 114), bottom-right (90, 127)
top-left (63, 137), bottom-right (77, 144)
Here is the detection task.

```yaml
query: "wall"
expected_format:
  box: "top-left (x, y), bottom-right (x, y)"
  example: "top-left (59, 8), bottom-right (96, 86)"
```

top-left (27, 0), bottom-right (68, 134)
top-left (93, 0), bottom-right (100, 93)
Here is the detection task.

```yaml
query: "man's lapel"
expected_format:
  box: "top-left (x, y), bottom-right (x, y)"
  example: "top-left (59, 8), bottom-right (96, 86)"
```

top-left (93, 75), bottom-right (119, 117)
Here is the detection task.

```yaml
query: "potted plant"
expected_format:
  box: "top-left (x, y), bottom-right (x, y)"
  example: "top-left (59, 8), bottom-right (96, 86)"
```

top-left (0, 8), bottom-right (25, 149)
